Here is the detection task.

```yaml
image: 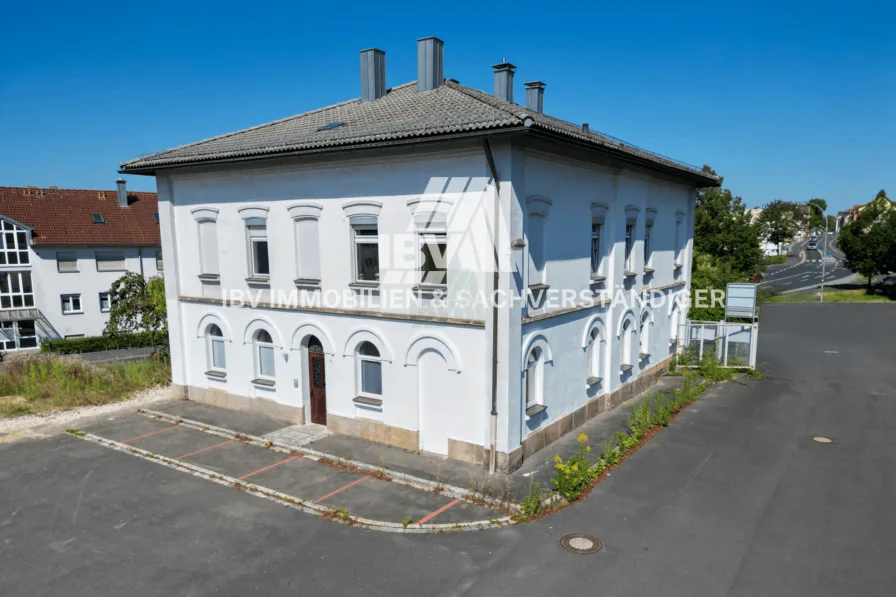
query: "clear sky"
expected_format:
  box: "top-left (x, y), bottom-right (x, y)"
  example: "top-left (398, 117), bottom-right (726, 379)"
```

top-left (1, 0), bottom-right (892, 213)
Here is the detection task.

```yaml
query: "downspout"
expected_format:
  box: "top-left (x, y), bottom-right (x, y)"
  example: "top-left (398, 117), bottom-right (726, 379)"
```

top-left (482, 138), bottom-right (501, 475)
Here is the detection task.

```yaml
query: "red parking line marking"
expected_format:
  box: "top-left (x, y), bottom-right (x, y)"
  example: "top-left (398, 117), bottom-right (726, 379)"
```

top-left (238, 455), bottom-right (299, 480)
top-left (418, 499), bottom-right (460, 524)
top-left (314, 475), bottom-right (371, 503)
top-left (121, 425), bottom-right (178, 444)
top-left (177, 439), bottom-right (234, 460)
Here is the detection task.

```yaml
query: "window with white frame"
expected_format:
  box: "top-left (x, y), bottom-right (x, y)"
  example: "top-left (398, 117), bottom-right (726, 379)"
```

top-left (525, 347), bottom-right (543, 408)
top-left (155, 250), bottom-right (163, 272)
top-left (57, 251), bottom-right (78, 273)
top-left (644, 222), bottom-right (653, 268)
top-left (526, 197), bottom-right (552, 288)
top-left (419, 232), bottom-right (448, 286)
top-left (253, 329), bottom-right (275, 380)
top-left (0, 272), bottom-right (34, 309)
top-left (99, 292), bottom-right (111, 313)
top-left (639, 311), bottom-right (651, 359)
top-left (246, 220), bottom-right (270, 278)
top-left (294, 217), bottom-right (321, 283)
top-left (61, 294), bottom-right (82, 314)
top-left (352, 222), bottom-right (380, 283)
top-left (195, 213), bottom-right (220, 278)
top-left (206, 324), bottom-right (226, 373)
top-left (95, 250), bottom-right (125, 272)
top-left (0, 219), bottom-right (30, 266)
top-left (589, 203), bottom-right (609, 281)
top-left (357, 341), bottom-right (382, 396)
top-left (586, 327), bottom-right (602, 382)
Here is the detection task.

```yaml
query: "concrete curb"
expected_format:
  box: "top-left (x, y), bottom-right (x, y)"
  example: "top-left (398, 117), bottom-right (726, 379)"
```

top-left (70, 430), bottom-right (516, 534)
top-left (137, 408), bottom-right (521, 515)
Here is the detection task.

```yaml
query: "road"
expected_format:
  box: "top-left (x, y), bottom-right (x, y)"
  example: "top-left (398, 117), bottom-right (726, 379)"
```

top-left (761, 233), bottom-right (854, 293)
top-left (1, 304), bottom-right (895, 596)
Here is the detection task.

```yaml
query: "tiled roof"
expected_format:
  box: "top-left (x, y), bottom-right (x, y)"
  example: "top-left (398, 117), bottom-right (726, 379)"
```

top-left (121, 81), bottom-right (719, 186)
top-left (0, 186), bottom-right (160, 246)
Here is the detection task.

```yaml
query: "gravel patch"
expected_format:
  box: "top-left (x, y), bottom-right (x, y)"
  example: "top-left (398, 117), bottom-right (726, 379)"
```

top-left (0, 385), bottom-right (173, 437)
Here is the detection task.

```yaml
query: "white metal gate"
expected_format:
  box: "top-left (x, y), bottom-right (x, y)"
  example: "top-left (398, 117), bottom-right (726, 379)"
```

top-left (677, 320), bottom-right (758, 369)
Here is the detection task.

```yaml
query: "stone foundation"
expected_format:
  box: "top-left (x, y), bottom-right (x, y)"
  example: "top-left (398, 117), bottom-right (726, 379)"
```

top-left (326, 413), bottom-right (418, 451)
top-left (184, 384), bottom-right (304, 424)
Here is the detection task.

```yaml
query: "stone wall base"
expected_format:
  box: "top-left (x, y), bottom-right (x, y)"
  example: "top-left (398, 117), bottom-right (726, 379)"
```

top-left (326, 413), bottom-right (418, 452)
top-left (185, 385), bottom-right (304, 424)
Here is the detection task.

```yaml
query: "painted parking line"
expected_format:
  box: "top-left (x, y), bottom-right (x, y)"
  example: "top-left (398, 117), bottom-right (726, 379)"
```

top-left (315, 475), bottom-right (371, 503)
top-left (121, 424), bottom-right (179, 444)
top-left (418, 499), bottom-right (460, 524)
top-left (239, 454), bottom-right (301, 481)
top-left (177, 438), bottom-right (234, 460)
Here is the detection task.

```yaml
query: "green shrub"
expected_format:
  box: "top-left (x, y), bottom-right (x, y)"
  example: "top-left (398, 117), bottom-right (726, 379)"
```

top-left (40, 331), bottom-right (168, 355)
top-left (762, 255), bottom-right (787, 266)
top-left (552, 434), bottom-right (596, 501)
top-left (519, 479), bottom-right (543, 519)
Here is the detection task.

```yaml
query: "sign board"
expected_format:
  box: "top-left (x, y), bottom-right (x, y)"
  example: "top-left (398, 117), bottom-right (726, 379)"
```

top-left (725, 283), bottom-right (758, 320)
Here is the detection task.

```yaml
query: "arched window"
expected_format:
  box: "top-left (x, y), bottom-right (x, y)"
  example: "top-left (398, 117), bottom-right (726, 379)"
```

top-left (640, 311), bottom-right (651, 360)
top-left (586, 327), bottom-right (601, 383)
top-left (621, 319), bottom-right (634, 372)
top-left (357, 341), bottom-right (382, 397)
top-left (525, 347), bottom-right (542, 409)
top-left (206, 324), bottom-right (226, 373)
top-left (254, 329), bottom-right (275, 380)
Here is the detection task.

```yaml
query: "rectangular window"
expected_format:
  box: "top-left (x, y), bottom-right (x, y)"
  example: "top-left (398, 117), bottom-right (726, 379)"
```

top-left (0, 220), bottom-right (30, 266)
top-left (295, 218), bottom-right (321, 281)
top-left (211, 338), bottom-right (226, 370)
top-left (0, 272), bottom-right (34, 309)
top-left (590, 223), bottom-right (601, 275)
top-left (99, 292), bottom-right (111, 313)
top-left (57, 251), bottom-right (78, 273)
top-left (361, 359), bottom-right (383, 395)
top-left (258, 344), bottom-right (275, 377)
top-left (248, 225), bottom-right (270, 277)
top-left (198, 220), bottom-right (219, 276)
top-left (61, 294), bottom-right (82, 314)
top-left (352, 224), bottom-right (379, 283)
top-left (419, 233), bottom-right (447, 286)
top-left (96, 250), bottom-right (126, 272)
top-left (527, 214), bottom-right (546, 285)
top-left (625, 224), bottom-right (634, 271)
top-left (155, 250), bottom-right (163, 271)
top-left (644, 223), bottom-right (653, 266)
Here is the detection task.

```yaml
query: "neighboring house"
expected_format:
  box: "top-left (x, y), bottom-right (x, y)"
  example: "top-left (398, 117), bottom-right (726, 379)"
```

top-left (0, 182), bottom-right (161, 349)
top-left (120, 37), bottom-right (718, 471)
top-left (748, 207), bottom-right (789, 256)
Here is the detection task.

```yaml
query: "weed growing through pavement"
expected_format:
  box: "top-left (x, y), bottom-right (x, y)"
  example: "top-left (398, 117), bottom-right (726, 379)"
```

top-left (401, 516), bottom-right (412, 528)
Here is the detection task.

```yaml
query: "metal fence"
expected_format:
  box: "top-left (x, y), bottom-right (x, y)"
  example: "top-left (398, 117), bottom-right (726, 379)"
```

top-left (676, 320), bottom-right (758, 369)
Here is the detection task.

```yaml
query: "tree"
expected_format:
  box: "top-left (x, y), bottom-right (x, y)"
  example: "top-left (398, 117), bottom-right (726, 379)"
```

top-left (807, 198), bottom-right (828, 231)
top-left (694, 166), bottom-right (764, 275)
top-left (758, 200), bottom-right (799, 248)
top-left (826, 215), bottom-right (836, 231)
top-left (104, 273), bottom-right (167, 340)
top-left (837, 194), bottom-right (896, 291)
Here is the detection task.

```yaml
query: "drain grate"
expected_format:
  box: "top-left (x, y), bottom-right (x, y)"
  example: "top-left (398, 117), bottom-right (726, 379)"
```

top-left (560, 533), bottom-right (603, 554)
top-left (811, 436), bottom-right (837, 444)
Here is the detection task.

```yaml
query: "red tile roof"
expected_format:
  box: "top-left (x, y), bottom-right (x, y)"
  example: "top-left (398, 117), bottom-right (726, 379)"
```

top-left (0, 186), bottom-right (160, 246)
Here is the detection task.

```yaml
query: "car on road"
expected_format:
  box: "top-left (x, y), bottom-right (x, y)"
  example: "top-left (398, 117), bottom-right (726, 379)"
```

top-left (807, 241), bottom-right (817, 250)
top-left (881, 276), bottom-right (896, 287)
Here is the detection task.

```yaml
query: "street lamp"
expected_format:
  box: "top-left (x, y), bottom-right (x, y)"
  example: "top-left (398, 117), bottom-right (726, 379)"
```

top-left (806, 201), bottom-right (829, 303)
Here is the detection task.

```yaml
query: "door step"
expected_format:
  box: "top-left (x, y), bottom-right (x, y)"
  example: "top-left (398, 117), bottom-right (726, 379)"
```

top-left (262, 423), bottom-right (329, 448)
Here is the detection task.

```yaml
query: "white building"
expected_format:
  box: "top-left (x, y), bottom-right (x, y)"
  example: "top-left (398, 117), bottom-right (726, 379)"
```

top-left (0, 183), bottom-right (161, 349)
top-left (121, 37), bottom-right (718, 471)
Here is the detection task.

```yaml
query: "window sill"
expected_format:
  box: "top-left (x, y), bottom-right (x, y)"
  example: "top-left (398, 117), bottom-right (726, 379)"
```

top-left (294, 278), bottom-right (321, 290)
top-left (586, 376), bottom-right (603, 386)
top-left (589, 275), bottom-right (606, 283)
top-left (412, 284), bottom-right (447, 294)
top-left (525, 403), bottom-right (547, 417)
top-left (620, 364), bottom-right (633, 373)
top-left (639, 352), bottom-right (650, 360)
top-left (62, 311), bottom-right (84, 316)
top-left (348, 281), bottom-right (380, 290)
top-left (353, 395), bottom-right (383, 407)
top-left (623, 271), bottom-right (637, 278)
top-left (643, 267), bottom-right (655, 274)
top-left (251, 378), bottom-right (275, 387)
top-left (205, 370), bottom-right (227, 379)
top-left (198, 273), bottom-right (220, 283)
top-left (100, 309), bottom-right (111, 314)
top-left (673, 263), bottom-right (683, 270)
top-left (246, 276), bottom-right (271, 286)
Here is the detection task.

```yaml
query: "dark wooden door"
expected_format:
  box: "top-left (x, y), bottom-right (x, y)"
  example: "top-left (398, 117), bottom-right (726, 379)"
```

top-left (309, 350), bottom-right (327, 425)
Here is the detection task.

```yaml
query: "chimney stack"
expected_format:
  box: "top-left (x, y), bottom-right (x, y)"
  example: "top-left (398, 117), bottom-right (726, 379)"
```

top-left (417, 36), bottom-right (444, 92)
top-left (524, 81), bottom-right (545, 113)
top-left (492, 62), bottom-right (516, 103)
top-left (116, 178), bottom-right (128, 208)
top-left (360, 48), bottom-right (386, 102)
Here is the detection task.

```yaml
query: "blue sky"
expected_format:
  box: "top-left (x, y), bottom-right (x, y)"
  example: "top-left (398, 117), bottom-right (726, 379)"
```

top-left (1, 0), bottom-right (892, 212)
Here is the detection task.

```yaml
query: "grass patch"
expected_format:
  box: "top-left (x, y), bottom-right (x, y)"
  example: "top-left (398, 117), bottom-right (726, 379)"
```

top-left (0, 354), bottom-right (171, 418)
top-left (762, 255), bottom-right (788, 266)
top-left (764, 288), bottom-right (896, 304)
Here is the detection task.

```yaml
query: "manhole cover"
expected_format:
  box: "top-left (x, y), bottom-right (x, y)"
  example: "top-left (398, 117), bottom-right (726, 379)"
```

top-left (811, 436), bottom-right (837, 444)
top-left (560, 533), bottom-right (603, 554)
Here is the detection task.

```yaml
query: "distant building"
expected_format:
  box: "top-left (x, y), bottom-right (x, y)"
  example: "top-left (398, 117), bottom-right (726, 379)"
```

top-left (0, 182), bottom-right (160, 350)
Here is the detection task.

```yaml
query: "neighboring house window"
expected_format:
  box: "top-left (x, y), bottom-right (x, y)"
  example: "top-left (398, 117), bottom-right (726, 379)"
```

top-left (253, 329), bottom-right (275, 380)
top-left (587, 327), bottom-right (601, 381)
top-left (639, 311), bottom-right (651, 359)
top-left (61, 294), bottom-right (82, 314)
top-left (352, 223), bottom-right (379, 283)
top-left (96, 250), bottom-right (126, 272)
top-left (198, 220), bottom-right (219, 276)
top-left (419, 232), bottom-right (448, 286)
top-left (57, 252), bottom-right (78, 273)
top-left (526, 197), bottom-right (552, 287)
top-left (0, 219), bottom-right (30, 266)
top-left (247, 221), bottom-right (270, 278)
top-left (155, 250), bottom-right (163, 272)
top-left (357, 341), bottom-right (382, 396)
top-left (624, 224), bottom-right (634, 272)
top-left (99, 292), bottom-right (111, 313)
top-left (0, 272), bottom-right (35, 309)
top-left (206, 324), bottom-right (226, 372)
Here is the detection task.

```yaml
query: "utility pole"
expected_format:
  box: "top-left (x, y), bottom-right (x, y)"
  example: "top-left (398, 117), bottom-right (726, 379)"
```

top-left (806, 201), bottom-right (828, 303)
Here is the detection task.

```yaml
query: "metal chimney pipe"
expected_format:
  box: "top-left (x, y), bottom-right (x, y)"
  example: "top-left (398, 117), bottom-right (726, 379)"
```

top-left (116, 178), bottom-right (128, 208)
top-left (492, 62), bottom-right (516, 103)
top-left (417, 36), bottom-right (444, 92)
top-left (360, 48), bottom-right (386, 102)
top-left (524, 81), bottom-right (545, 113)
